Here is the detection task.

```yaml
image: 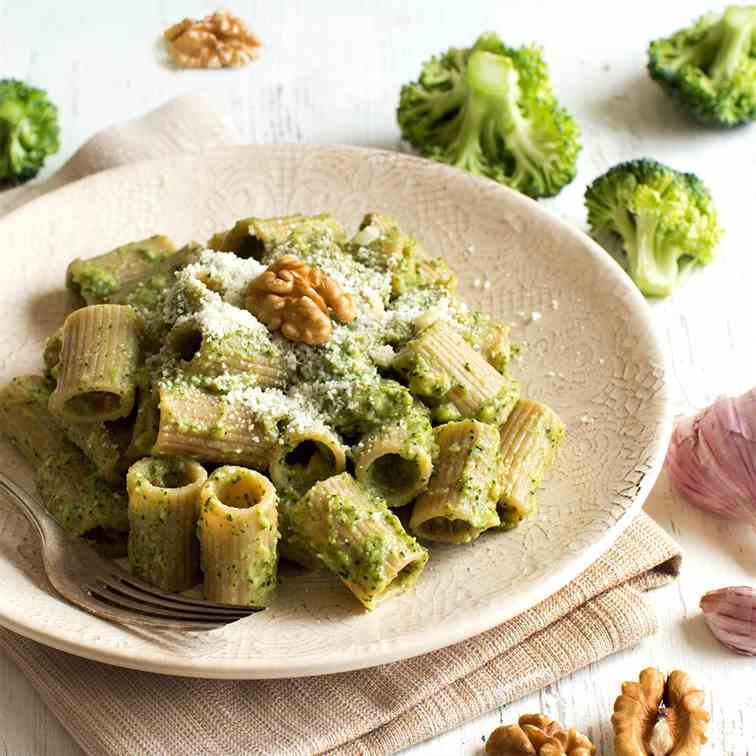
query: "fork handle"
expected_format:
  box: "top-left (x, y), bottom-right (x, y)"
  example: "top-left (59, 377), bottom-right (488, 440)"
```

top-left (0, 471), bottom-right (54, 545)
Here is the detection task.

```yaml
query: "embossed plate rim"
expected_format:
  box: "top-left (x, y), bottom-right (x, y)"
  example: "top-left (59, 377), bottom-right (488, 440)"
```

top-left (0, 145), bottom-right (672, 678)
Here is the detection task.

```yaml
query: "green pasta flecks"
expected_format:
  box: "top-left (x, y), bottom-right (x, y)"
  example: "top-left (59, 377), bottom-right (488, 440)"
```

top-left (0, 375), bottom-right (129, 546)
top-left (198, 466), bottom-right (280, 606)
top-left (287, 473), bottom-right (428, 610)
top-left (497, 400), bottom-right (566, 525)
top-left (66, 235), bottom-right (176, 305)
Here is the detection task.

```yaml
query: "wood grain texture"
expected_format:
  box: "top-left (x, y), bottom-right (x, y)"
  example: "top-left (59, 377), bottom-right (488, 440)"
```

top-left (0, 0), bottom-right (753, 753)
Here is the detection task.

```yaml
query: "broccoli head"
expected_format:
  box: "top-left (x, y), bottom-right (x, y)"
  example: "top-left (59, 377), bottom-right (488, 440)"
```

top-left (584, 159), bottom-right (722, 298)
top-left (648, 5), bottom-right (756, 126)
top-left (0, 79), bottom-right (60, 185)
top-left (397, 33), bottom-right (580, 199)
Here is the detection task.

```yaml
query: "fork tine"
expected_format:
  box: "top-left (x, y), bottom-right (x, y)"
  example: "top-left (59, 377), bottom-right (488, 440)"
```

top-left (87, 583), bottom-right (236, 625)
top-left (110, 572), bottom-right (262, 614)
top-left (101, 578), bottom-right (256, 619)
top-left (79, 589), bottom-right (226, 630)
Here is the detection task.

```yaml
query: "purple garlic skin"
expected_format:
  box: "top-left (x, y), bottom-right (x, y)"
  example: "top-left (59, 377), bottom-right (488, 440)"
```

top-left (700, 586), bottom-right (756, 656)
top-left (666, 388), bottom-right (756, 526)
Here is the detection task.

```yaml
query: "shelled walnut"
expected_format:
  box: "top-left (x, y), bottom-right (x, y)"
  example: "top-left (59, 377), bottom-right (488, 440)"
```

top-left (612, 668), bottom-right (709, 756)
top-left (163, 11), bottom-right (262, 69)
top-left (246, 255), bottom-right (356, 345)
top-left (486, 714), bottom-right (595, 755)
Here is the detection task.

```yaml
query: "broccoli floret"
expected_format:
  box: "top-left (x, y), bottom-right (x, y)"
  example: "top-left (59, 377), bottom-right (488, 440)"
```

top-left (585, 159), bottom-right (722, 298)
top-left (397, 33), bottom-right (580, 199)
top-left (648, 5), bottom-right (756, 126)
top-left (0, 79), bottom-right (60, 185)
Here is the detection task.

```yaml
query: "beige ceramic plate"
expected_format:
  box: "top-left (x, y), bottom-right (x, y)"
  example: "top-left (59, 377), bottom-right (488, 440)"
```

top-left (0, 145), bottom-right (670, 679)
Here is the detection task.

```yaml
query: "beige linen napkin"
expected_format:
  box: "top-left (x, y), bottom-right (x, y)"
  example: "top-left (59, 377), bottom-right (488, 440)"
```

top-left (0, 96), bottom-right (682, 756)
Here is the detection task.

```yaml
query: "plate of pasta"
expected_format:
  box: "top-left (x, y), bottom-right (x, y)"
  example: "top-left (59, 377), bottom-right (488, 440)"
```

top-left (0, 145), bottom-right (670, 678)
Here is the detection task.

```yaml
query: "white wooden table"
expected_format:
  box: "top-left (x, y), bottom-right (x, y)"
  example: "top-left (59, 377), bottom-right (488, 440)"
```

top-left (2, 1), bottom-right (754, 753)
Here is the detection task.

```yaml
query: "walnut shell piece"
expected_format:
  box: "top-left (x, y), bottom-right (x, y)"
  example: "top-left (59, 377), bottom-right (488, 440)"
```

top-left (163, 11), bottom-right (262, 69)
top-left (245, 255), bottom-right (356, 345)
top-left (486, 714), bottom-right (596, 756)
top-left (612, 668), bottom-right (709, 756)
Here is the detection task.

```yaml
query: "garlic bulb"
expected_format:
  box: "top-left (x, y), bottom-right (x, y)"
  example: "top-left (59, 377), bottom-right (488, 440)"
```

top-left (700, 586), bottom-right (756, 656)
top-left (666, 388), bottom-right (756, 526)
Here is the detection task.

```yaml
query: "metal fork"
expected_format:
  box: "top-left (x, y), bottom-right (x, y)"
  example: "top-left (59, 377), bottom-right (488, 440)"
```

top-left (0, 471), bottom-right (263, 630)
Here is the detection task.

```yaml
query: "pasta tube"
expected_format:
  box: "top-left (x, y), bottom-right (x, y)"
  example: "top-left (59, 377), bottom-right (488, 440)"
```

top-left (269, 421), bottom-right (347, 500)
top-left (49, 304), bottom-right (143, 423)
top-left (0, 376), bottom-right (129, 542)
top-left (276, 500), bottom-right (323, 570)
top-left (127, 457), bottom-right (208, 592)
top-left (108, 242), bottom-right (202, 310)
top-left (208, 214), bottom-right (345, 258)
top-left (206, 217), bottom-right (263, 259)
top-left (350, 213), bottom-right (418, 296)
top-left (352, 405), bottom-right (435, 507)
top-left (66, 235), bottom-right (176, 305)
top-left (125, 385), bottom-right (161, 464)
top-left (255, 213), bottom-right (346, 254)
top-left (152, 386), bottom-right (275, 469)
top-left (394, 320), bottom-right (519, 426)
top-left (166, 318), bottom-right (286, 389)
top-left (42, 326), bottom-right (63, 381)
top-left (410, 420), bottom-right (501, 543)
top-left (61, 418), bottom-right (132, 483)
top-left (456, 312), bottom-right (513, 373)
top-left (287, 473), bottom-right (428, 610)
top-left (497, 399), bottom-right (566, 528)
top-left (198, 466), bottom-right (279, 606)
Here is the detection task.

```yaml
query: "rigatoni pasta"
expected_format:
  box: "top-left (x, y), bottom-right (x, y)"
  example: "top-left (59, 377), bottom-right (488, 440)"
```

top-left (0, 210), bottom-right (565, 613)
top-left (0, 375), bottom-right (129, 546)
top-left (66, 235), bottom-right (176, 305)
top-left (393, 319), bottom-right (520, 425)
top-left (410, 420), bottom-right (501, 543)
top-left (269, 421), bottom-right (347, 499)
top-left (153, 385), bottom-right (278, 469)
top-left (197, 466), bottom-right (279, 606)
top-left (352, 404), bottom-right (435, 507)
top-left (49, 304), bottom-right (143, 423)
top-left (287, 473), bottom-right (428, 610)
top-left (497, 400), bottom-right (566, 528)
top-left (127, 457), bottom-right (208, 592)
top-left (165, 317), bottom-right (287, 389)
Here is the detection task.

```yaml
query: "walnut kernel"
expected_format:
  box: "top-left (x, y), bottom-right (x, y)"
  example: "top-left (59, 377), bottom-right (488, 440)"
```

top-left (246, 255), bottom-right (356, 345)
top-left (612, 668), bottom-right (709, 756)
top-left (486, 714), bottom-right (596, 756)
top-left (164, 11), bottom-right (262, 69)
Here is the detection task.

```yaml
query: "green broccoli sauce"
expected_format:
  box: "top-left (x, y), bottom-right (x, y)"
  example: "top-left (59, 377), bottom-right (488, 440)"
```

top-left (77, 268), bottom-right (119, 300)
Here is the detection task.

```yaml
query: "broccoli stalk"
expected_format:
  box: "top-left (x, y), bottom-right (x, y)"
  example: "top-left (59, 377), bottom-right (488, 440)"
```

top-left (0, 79), bottom-right (60, 185)
top-left (398, 33), bottom-right (580, 199)
top-left (709, 5), bottom-right (756, 84)
top-left (648, 5), bottom-right (756, 126)
top-left (585, 159), bottom-right (723, 298)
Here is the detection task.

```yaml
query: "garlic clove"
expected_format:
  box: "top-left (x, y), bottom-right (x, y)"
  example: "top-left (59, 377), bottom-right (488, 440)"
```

top-left (666, 388), bottom-right (756, 526)
top-left (700, 586), bottom-right (756, 656)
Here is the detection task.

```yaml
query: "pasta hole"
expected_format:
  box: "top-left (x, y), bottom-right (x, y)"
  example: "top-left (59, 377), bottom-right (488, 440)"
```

top-left (173, 328), bottom-right (203, 362)
top-left (131, 458), bottom-right (205, 492)
top-left (367, 454), bottom-right (419, 495)
top-left (65, 391), bottom-right (121, 418)
top-left (283, 441), bottom-right (337, 486)
top-left (212, 474), bottom-right (266, 510)
top-left (234, 236), bottom-right (265, 260)
top-left (420, 517), bottom-right (475, 540)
